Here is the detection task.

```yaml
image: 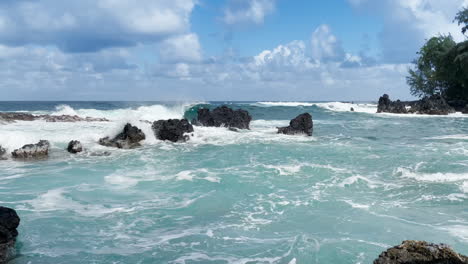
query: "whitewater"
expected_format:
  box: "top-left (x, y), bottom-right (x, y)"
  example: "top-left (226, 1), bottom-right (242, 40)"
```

top-left (0, 101), bottom-right (467, 263)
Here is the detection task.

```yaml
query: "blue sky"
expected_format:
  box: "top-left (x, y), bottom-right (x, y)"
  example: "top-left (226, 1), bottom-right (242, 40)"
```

top-left (0, 0), bottom-right (466, 101)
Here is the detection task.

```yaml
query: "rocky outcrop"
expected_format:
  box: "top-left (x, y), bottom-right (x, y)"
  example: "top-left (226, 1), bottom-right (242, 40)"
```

top-left (0, 146), bottom-right (6, 160)
top-left (377, 94), bottom-right (456, 115)
top-left (408, 95), bottom-right (455, 115)
top-left (374, 240), bottom-right (468, 264)
top-left (11, 140), bottom-right (50, 159)
top-left (0, 207), bottom-right (20, 263)
top-left (67, 140), bottom-right (83, 154)
top-left (194, 106), bottom-right (252, 129)
top-left (0, 112), bottom-right (108, 123)
top-left (152, 119), bottom-right (194, 142)
top-left (377, 94), bottom-right (408, 114)
top-left (277, 113), bottom-right (313, 136)
top-left (99, 123), bottom-right (145, 149)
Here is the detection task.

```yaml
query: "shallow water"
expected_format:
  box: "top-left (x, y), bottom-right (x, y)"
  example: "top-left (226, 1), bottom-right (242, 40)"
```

top-left (0, 101), bottom-right (467, 263)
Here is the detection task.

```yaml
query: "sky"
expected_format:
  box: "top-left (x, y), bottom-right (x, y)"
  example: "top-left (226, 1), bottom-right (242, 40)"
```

top-left (0, 0), bottom-right (467, 101)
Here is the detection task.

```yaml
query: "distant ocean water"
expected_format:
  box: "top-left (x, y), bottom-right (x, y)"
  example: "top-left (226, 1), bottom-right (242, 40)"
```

top-left (0, 101), bottom-right (467, 264)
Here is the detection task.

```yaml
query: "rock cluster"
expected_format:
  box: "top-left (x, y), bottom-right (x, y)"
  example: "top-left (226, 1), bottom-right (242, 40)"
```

top-left (99, 123), bottom-right (146, 149)
top-left (152, 119), bottom-right (194, 142)
top-left (277, 113), bottom-right (313, 136)
top-left (194, 106), bottom-right (252, 129)
top-left (0, 207), bottom-right (20, 263)
top-left (11, 140), bottom-right (50, 159)
top-left (67, 140), bottom-right (83, 154)
top-left (374, 240), bottom-right (468, 264)
top-left (377, 94), bottom-right (456, 115)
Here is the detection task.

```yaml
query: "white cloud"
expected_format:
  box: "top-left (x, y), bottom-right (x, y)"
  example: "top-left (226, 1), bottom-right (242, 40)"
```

top-left (311, 24), bottom-right (345, 62)
top-left (348, 0), bottom-right (468, 62)
top-left (223, 0), bottom-right (275, 25)
top-left (158, 33), bottom-right (202, 63)
top-left (0, 0), bottom-right (197, 52)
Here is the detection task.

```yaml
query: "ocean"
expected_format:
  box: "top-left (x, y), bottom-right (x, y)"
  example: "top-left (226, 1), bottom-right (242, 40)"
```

top-left (0, 101), bottom-right (467, 263)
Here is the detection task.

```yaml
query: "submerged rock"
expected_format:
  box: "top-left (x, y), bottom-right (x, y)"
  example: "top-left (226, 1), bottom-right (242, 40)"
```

top-left (152, 119), bottom-right (194, 142)
top-left (377, 94), bottom-right (408, 114)
top-left (11, 140), bottom-right (50, 159)
top-left (67, 140), bottom-right (83, 154)
top-left (194, 106), bottom-right (252, 129)
top-left (0, 207), bottom-right (20, 263)
top-left (374, 240), bottom-right (468, 264)
top-left (0, 112), bottom-right (36, 123)
top-left (277, 113), bottom-right (313, 136)
top-left (99, 123), bottom-right (145, 149)
top-left (408, 95), bottom-right (455, 115)
top-left (89, 151), bottom-right (111, 157)
top-left (0, 146), bottom-right (6, 160)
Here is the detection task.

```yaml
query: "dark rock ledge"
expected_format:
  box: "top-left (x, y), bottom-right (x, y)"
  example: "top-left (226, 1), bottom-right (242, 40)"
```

top-left (277, 113), bottom-right (313, 136)
top-left (0, 112), bottom-right (109, 123)
top-left (374, 240), bottom-right (468, 264)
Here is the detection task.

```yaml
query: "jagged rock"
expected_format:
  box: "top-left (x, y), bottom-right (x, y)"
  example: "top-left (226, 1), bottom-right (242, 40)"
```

top-left (99, 123), bottom-right (145, 149)
top-left (408, 95), bottom-right (455, 115)
top-left (11, 140), bottom-right (50, 159)
top-left (0, 112), bottom-right (109, 123)
top-left (350, 107), bottom-right (355, 112)
top-left (194, 106), bottom-right (252, 129)
top-left (152, 119), bottom-right (194, 142)
top-left (0, 112), bottom-right (36, 123)
top-left (374, 240), bottom-right (468, 264)
top-left (0, 207), bottom-right (20, 263)
top-left (277, 113), bottom-right (313, 136)
top-left (67, 140), bottom-right (83, 154)
top-left (0, 146), bottom-right (6, 160)
top-left (377, 94), bottom-right (408, 114)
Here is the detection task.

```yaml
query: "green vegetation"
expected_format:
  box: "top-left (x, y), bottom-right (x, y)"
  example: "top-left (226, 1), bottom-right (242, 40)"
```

top-left (407, 8), bottom-right (468, 102)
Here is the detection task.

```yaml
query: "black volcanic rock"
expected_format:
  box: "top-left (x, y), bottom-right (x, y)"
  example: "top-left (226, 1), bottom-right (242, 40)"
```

top-left (377, 94), bottom-right (408, 114)
top-left (152, 119), bottom-right (194, 142)
top-left (11, 140), bottom-right (50, 159)
top-left (374, 240), bottom-right (468, 264)
top-left (67, 140), bottom-right (83, 154)
top-left (99, 123), bottom-right (146, 149)
top-left (0, 206), bottom-right (20, 263)
top-left (194, 106), bottom-right (252, 129)
top-left (408, 95), bottom-right (455, 115)
top-left (277, 113), bottom-right (313, 136)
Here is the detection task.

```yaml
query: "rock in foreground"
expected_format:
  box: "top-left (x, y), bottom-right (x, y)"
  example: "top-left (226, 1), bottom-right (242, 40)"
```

top-left (11, 140), bottom-right (50, 159)
top-left (152, 119), bottom-right (194, 142)
top-left (194, 106), bottom-right (252, 129)
top-left (374, 240), bottom-right (468, 264)
top-left (0, 207), bottom-right (20, 263)
top-left (277, 113), bottom-right (313, 136)
top-left (99, 123), bottom-right (145, 149)
top-left (67, 140), bottom-right (83, 154)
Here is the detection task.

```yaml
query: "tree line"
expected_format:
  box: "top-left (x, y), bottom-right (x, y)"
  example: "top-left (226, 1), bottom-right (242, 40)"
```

top-left (407, 8), bottom-right (468, 103)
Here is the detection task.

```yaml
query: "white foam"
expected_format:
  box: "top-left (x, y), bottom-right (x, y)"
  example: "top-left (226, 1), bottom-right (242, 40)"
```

top-left (398, 168), bottom-right (468, 183)
top-left (256, 101), bottom-right (316, 107)
top-left (314, 102), bottom-right (377, 113)
top-left (439, 225), bottom-right (468, 242)
top-left (342, 200), bottom-right (370, 210)
top-left (427, 134), bottom-right (468, 140)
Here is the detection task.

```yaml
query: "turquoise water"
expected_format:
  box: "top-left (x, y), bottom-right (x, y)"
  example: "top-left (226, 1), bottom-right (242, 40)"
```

top-left (0, 101), bottom-right (467, 263)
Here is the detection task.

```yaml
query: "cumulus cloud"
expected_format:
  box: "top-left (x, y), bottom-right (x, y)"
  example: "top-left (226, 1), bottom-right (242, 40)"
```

top-left (0, 0), bottom-right (196, 52)
top-left (348, 0), bottom-right (468, 63)
top-left (223, 0), bottom-right (276, 25)
top-left (311, 24), bottom-right (345, 62)
top-left (158, 33), bottom-right (202, 63)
